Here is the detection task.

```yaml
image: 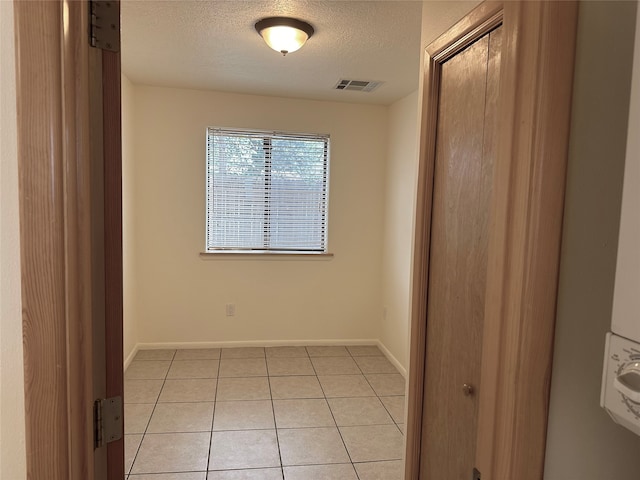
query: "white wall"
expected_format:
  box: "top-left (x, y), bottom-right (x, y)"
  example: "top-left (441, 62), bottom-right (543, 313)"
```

top-left (544, 2), bottom-right (640, 479)
top-left (122, 74), bottom-right (139, 363)
top-left (0, 0), bottom-right (27, 477)
top-left (129, 86), bottom-right (388, 346)
top-left (380, 91), bottom-right (419, 371)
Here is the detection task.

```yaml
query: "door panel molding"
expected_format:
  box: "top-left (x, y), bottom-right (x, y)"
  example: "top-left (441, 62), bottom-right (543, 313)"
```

top-left (14, 1), bottom-right (94, 478)
top-left (406, 1), bottom-right (578, 478)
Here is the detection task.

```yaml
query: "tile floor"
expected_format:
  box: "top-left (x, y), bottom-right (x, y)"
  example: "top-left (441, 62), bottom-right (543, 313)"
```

top-left (124, 345), bottom-right (406, 479)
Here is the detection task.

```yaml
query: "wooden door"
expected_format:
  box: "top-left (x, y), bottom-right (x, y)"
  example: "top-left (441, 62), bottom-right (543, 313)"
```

top-left (420, 26), bottom-right (502, 479)
top-left (406, 2), bottom-right (579, 479)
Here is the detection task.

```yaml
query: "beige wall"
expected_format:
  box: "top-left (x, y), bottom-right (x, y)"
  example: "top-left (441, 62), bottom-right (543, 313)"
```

top-left (0, 0), bottom-right (27, 477)
top-left (612, 1), bottom-right (640, 341)
top-left (544, 2), bottom-right (640, 478)
top-left (421, 1), bottom-right (481, 48)
top-left (129, 86), bottom-right (388, 346)
top-left (122, 74), bottom-right (139, 363)
top-left (380, 91), bottom-right (420, 371)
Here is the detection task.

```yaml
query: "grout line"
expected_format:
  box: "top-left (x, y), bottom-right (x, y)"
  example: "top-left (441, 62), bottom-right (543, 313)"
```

top-left (309, 355), bottom-right (361, 479)
top-left (206, 352), bottom-right (223, 473)
top-left (378, 396), bottom-right (400, 426)
top-left (126, 350), bottom-right (176, 475)
top-left (346, 350), bottom-right (364, 480)
top-left (265, 355), bottom-right (285, 478)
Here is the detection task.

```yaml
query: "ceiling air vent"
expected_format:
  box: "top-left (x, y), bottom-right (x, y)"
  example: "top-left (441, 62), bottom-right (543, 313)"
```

top-left (334, 79), bottom-right (383, 92)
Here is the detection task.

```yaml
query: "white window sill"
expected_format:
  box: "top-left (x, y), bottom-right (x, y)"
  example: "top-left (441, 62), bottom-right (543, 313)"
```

top-left (199, 251), bottom-right (334, 259)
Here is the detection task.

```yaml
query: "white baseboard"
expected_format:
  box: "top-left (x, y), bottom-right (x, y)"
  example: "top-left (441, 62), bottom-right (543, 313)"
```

top-left (123, 344), bottom-right (139, 371)
top-left (376, 340), bottom-right (407, 378)
top-left (135, 338), bottom-right (379, 351)
top-left (130, 338), bottom-right (407, 378)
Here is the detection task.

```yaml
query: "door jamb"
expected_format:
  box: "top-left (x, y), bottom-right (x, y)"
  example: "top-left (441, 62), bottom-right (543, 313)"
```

top-left (14, 1), bottom-right (94, 478)
top-left (405, 2), bottom-right (578, 479)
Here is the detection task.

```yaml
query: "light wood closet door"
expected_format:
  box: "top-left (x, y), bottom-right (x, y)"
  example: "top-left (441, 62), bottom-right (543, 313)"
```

top-left (421, 26), bottom-right (502, 479)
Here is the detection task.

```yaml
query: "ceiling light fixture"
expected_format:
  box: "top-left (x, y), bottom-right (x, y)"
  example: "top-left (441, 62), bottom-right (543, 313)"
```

top-left (255, 17), bottom-right (314, 56)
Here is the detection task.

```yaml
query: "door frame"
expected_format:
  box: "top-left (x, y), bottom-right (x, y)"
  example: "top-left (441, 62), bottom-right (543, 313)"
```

top-left (405, 2), bottom-right (578, 479)
top-left (14, 1), bottom-right (123, 478)
top-left (14, 1), bottom-right (94, 478)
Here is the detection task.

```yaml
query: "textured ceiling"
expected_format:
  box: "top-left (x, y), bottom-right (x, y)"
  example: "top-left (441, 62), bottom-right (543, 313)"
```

top-left (121, 1), bottom-right (423, 105)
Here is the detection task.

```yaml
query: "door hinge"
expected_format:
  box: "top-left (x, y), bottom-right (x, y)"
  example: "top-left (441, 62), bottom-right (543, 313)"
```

top-left (89, 1), bottom-right (120, 52)
top-left (94, 396), bottom-right (123, 449)
top-left (473, 467), bottom-right (482, 480)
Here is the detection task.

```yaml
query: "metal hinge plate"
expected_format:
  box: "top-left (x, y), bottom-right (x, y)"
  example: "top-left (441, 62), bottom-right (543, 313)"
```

top-left (94, 396), bottom-right (123, 448)
top-left (90, 1), bottom-right (120, 52)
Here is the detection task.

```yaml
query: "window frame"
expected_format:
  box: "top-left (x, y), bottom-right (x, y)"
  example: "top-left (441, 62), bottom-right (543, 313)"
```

top-left (204, 127), bottom-right (331, 255)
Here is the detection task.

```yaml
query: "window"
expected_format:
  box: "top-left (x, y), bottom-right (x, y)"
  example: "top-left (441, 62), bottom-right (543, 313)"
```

top-left (206, 127), bottom-right (330, 253)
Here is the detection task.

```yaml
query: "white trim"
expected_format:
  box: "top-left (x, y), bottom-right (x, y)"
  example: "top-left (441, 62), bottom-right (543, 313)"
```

top-left (135, 338), bottom-right (380, 350)
top-left (376, 340), bottom-right (407, 379)
top-left (123, 344), bottom-right (139, 371)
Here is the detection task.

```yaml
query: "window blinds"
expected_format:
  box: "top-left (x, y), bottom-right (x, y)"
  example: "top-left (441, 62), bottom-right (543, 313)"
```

top-left (206, 128), bottom-right (330, 252)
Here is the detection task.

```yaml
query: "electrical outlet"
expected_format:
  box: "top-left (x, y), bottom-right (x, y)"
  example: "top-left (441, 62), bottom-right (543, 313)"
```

top-left (225, 303), bottom-right (235, 316)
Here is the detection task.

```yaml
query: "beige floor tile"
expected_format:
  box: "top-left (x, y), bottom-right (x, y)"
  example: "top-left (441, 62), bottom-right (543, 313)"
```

top-left (380, 396), bottom-right (405, 424)
top-left (273, 399), bottom-right (335, 428)
top-left (328, 397), bottom-right (393, 426)
top-left (267, 357), bottom-right (315, 376)
top-left (158, 379), bottom-right (217, 403)
top-left (364, 374), bottom-right (405, 396)
top-left (147, 402), bottom-right (214, 433)
top-left (125, 404), bottom-right (154, 434)
top-left (129, 473), bottom-right (206, 480)
top-left (209, 430), bottom-right (280, 470)
top-left (174, 348), bottom-right (221, 360)
top-left (206, 468), bottom-right (283, 479)
top-left (311, 357), bottom-right (360, 375)
top-left (167, 360), bottom-right (219, 379)
top-left (346, 345), bottom-right (383, 357)
top-left (339, 425), bottom-right (404, 462)
top-left (397, 423), bottom-right (405, 434)
top-left (270, 376), bottom-right (324, 399)
top-left (283, 464), bottom-right (358, 480)
top-left (278, 427), bottom-right (350, 466)
top-left (216, 377), bottom-right (271, 401)
top-left (131, 432), bottom-right (210, 474)
top-left (125, 434), bottom-right (142, 474)
top-left (125, 379), bottom-right (164, 404)
top-left (134, 349), bottom-right (176, 361)
top-left (213, 400), bottom-right (274, 430)
top-left (219, 358), bottom-right (267, 377)
top-left (265, 346), bottom-right (308, 358)
top-left (306, 346), bottom-right (349, 357)
top-left (220, 347), bottom-right (265, 359)
top-left (353, 460), bottom-right (405, 480)
top-left (353, 356), bottom-right (398, 374)
top-left (125, 361), bottom-right (171, 380)
top-left (317, 375), bottom-right (375, 398)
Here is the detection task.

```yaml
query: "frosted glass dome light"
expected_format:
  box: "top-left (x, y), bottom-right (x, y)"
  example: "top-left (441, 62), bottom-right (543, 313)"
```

top-left (255, 17), bottom-right (315, 56)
